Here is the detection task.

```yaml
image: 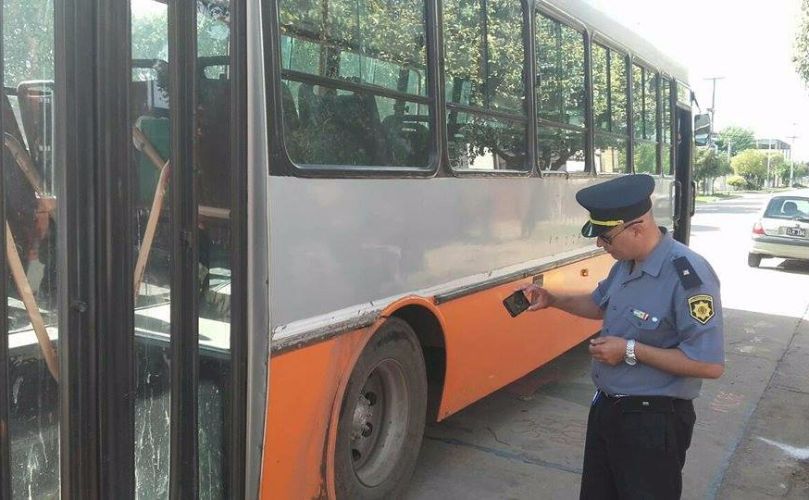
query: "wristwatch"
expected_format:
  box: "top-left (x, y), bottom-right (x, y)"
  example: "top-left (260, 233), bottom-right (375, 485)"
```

top-left (624, 339), bottom-right (637, 366)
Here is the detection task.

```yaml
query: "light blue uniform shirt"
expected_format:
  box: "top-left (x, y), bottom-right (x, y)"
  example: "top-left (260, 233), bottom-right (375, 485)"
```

top-left (590, 231), bottom-right (724, 399)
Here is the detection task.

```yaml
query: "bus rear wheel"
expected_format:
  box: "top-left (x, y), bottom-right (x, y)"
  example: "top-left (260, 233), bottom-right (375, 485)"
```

top-left (335, 318), bottom-right (427, 500)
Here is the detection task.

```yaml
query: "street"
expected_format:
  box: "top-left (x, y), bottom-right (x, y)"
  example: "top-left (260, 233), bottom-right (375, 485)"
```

top-left (406, 192), bottom-right (809, 500)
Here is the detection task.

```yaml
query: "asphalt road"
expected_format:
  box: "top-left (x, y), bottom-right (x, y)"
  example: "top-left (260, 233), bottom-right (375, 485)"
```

top-left (406, 192), bottom-right (809, 500)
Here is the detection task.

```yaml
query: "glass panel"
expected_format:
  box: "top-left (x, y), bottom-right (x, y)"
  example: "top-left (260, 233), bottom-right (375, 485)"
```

top-left (634, 141), bottom-right (657, 174)
top-left (278, 0), bottom-right (431, 168)
top-left (196, 2), bottom-right (232, 497)
top-left (278, 0), bottom-right (428, 96)
top-left (536, 14), bottom-right (584, 127)
top-left (677, 82), bottom-right (690, 105)
top-left (663, 144), bottom-right (672, 175)
top-left (662, 78), bottom-right (671, 145)
top-left (131, 1), bottom-right (171, 497)
top-left (537, 126), bottom-right (586, 172)
top-left (444, 0), bottom-right (525, 114)
top-left (486, 0), bottom-right (524, 113)
top-left (282, 81), bottom-right (431, 167)
top-left (645, 71), bottom-right (658, 142)
top-left (447, 112), bottom-right (527, 170)
top-left (594, 134), bottom-right (628, 173)
top-left (592, 43), bottom-right (609, 132)
top-left (4, 0), bottom-right (60, 496)
top-left (632, 64), bottom-right (643, 139)
top-left (609, 51), bottom-right (627, 135)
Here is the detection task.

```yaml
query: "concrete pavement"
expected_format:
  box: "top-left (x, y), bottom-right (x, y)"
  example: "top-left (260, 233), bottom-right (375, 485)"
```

top-left (406, 192), bottom-right (809, 499)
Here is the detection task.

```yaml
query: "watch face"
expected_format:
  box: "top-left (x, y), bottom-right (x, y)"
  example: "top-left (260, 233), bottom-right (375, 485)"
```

top-left (624, 357), bottom-right (637, 366)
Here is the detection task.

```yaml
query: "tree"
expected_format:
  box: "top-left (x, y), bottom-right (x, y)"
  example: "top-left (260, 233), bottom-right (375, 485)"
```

top-left (4, 0), bottom-right (54, 88)
top-left (694, 147), bottom-right (732, 194)
top-left (763, 151), bottom-right (788, 186)
top-left (795, 0), bottom-right (809, 87)
top-left (731, 149), bottom-right (767, 189)
top-left (715, 126), bottom-right (756, 157)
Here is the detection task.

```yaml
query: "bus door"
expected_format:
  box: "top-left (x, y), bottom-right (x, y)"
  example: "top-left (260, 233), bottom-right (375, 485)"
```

top-left (673, 103), bottom-right (694, 244)
top-left (1, 0), bottom-right (254, 498)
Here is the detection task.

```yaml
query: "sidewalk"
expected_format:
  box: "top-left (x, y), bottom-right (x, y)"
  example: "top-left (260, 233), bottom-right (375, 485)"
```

top-left (717, 306), bottom-right (809, 499)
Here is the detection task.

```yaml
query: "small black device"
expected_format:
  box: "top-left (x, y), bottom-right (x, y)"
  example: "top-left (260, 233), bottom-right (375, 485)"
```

top-left (503, 290), bottom-right (530, 317)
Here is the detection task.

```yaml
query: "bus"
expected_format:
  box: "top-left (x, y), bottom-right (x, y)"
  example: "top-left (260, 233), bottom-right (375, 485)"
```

top-left (0, 0), bottom-right (704, 498)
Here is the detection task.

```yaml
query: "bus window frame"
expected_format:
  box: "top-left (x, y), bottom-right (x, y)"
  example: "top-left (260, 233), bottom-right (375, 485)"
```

top-left (660, 74), bottom-right (676, 178)
top-left (266, 0), bottom-right (441, 178)
top-left (590, 34), bottom-right (631, 176)
top-left (443, 0), bottom-right (534, 177)
top-left (630, 56), bottom-right (661, 175)
top-left (534, 7), bottom-right (592, 177)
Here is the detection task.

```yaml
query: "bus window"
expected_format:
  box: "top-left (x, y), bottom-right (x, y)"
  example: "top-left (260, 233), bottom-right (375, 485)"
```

top-left (536, 12), bottom-right (587, 172)
top-left (447, 112), bottom-right (527, 170)
top-left (632, 63), bottom-right (659, 174)
top-left (4, 0), bottom-right (60, 496)
top-left (131, 2), bottom-right (173, 496)
top-left (662, 77), bottom-right (673, 174)
top-left (278, 0), bottom-right (432, 169)
top-left (592, 43), bottom-right (629, 173)
top-left (444, 0), bottom-right (528, 171)
top-left (130, 1), bottom-right (236, 497)
top-left (592, 43), bottom-right (609, 132)
top-left (196, 2), bottom-right (234, 497)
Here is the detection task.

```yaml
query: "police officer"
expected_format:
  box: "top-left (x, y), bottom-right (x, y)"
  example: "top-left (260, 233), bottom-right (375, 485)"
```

top-left (520, 174), bottom-right (724, 500)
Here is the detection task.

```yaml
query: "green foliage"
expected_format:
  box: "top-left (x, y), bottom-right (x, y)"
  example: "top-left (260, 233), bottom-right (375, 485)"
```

top-left (726, 175), bottom-right (749, 190)
top-left (715, 126), bottom-right (756, 157)
top-left (731, 149), bottom-right (767, 188)
top-left (795, 0), bottom-right (809, 87)
top-left (694, 147), bottom-right (732, 193)
top-left (4, 0), bottom-right (54, 87)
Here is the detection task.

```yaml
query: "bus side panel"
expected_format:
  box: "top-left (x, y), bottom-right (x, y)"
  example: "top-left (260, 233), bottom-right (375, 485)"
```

top-left (436, 253), bottom-right (614, 419)
top-left (260, 328), bottom-right (372, 499)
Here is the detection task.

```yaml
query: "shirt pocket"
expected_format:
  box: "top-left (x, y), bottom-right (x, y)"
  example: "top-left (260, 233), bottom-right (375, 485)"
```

top-left (622, 306), bottom-right (664, 335)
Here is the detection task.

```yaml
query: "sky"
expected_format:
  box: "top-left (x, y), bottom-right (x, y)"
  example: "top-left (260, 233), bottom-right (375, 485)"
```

top-left (585, 0), bottom-right (809, 161)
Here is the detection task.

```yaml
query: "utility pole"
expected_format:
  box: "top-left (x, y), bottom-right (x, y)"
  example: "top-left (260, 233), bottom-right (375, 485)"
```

top-left (704, 76), bottom-right (725, 146)
top-left (787, 124), bottom-right (798, 188)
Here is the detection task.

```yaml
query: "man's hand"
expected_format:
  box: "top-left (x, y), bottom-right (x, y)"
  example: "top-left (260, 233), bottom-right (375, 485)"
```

top-left (588, 336), bottom-right (627, 366)
top-left (518, 283), bottom-right (555, 311)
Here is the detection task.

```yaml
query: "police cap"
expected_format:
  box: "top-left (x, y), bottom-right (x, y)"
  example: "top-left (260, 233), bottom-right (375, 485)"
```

top-left (575, 174), bottom-right (655, 238)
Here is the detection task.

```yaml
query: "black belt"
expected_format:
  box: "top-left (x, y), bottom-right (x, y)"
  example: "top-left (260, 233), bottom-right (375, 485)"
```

top-left (596, 390), bottom-right (692, 411)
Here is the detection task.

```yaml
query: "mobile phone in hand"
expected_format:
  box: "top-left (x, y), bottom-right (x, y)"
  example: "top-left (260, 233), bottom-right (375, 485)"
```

top-left (503, 290), bottom-right (530, 317)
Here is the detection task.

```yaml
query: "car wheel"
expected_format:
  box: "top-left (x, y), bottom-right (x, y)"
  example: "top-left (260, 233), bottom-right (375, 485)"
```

top-left (748, 253), bottom-right (762, 268)
top-left (334, 318), bottom-right (427, 500)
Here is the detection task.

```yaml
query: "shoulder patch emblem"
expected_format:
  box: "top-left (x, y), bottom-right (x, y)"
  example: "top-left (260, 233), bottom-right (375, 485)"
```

top-left (688, 294), bottom-right (715, 324)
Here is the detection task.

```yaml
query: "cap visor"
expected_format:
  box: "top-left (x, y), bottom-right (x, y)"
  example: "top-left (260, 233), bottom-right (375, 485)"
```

top-left (581, 221), bottom-right (610, 238)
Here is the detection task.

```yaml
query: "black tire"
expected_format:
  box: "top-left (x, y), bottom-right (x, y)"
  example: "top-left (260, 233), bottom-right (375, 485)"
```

top-left (748, 253), bottom-right (762, 268)
top-left (334, 318), bottom-right (427, 500)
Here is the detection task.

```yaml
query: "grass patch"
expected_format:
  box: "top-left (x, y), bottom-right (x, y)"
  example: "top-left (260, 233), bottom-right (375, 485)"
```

top-left (695, 193), bottom-right (742, 203)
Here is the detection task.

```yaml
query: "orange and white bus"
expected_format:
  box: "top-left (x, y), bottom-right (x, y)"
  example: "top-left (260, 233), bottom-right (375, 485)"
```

top-left (0, 0), bottom-right (704, 497)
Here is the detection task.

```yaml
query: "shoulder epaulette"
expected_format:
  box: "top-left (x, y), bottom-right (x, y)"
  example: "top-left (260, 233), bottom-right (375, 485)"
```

top-left (673, 256), bottom-right (702, 290)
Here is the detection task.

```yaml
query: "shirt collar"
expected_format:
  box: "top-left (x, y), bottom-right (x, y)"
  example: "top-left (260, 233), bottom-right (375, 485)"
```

top-left (637, 228), bottom-right (674, 278)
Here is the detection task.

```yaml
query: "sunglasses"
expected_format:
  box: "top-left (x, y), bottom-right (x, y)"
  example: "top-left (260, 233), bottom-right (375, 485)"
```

top-left (598, 220), bottom-right (642, 245)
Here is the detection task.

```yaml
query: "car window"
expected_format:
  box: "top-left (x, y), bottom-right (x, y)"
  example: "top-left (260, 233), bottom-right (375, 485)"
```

top-left (764, 197), bottom-right (809, 219)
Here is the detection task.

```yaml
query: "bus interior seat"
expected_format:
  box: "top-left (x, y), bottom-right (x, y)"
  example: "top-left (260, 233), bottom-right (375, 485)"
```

top-left (195, 75), bottom-right (231, 213)
top-left (297, 82), bottom-right (317, 126)
top-left (281, 81), bottom-right (300, 131)
top-left (382, 114), bottom-right (430, 166)
top-left (2, 90), bottom-right (40, 261)
top-left (16, 81), bottom-right (54, 177)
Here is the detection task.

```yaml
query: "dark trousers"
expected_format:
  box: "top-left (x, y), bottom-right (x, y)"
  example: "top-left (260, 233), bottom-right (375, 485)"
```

top-left (579, 392), bottom-right (696, 500)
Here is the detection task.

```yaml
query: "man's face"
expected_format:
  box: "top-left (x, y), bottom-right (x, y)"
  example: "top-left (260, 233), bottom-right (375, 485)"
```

top-left (596, 220), bottom-right (642, 258)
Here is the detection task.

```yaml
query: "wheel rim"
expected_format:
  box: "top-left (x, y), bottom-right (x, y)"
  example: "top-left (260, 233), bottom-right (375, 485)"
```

top-left (349, 359), bottom-right (409, 488)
